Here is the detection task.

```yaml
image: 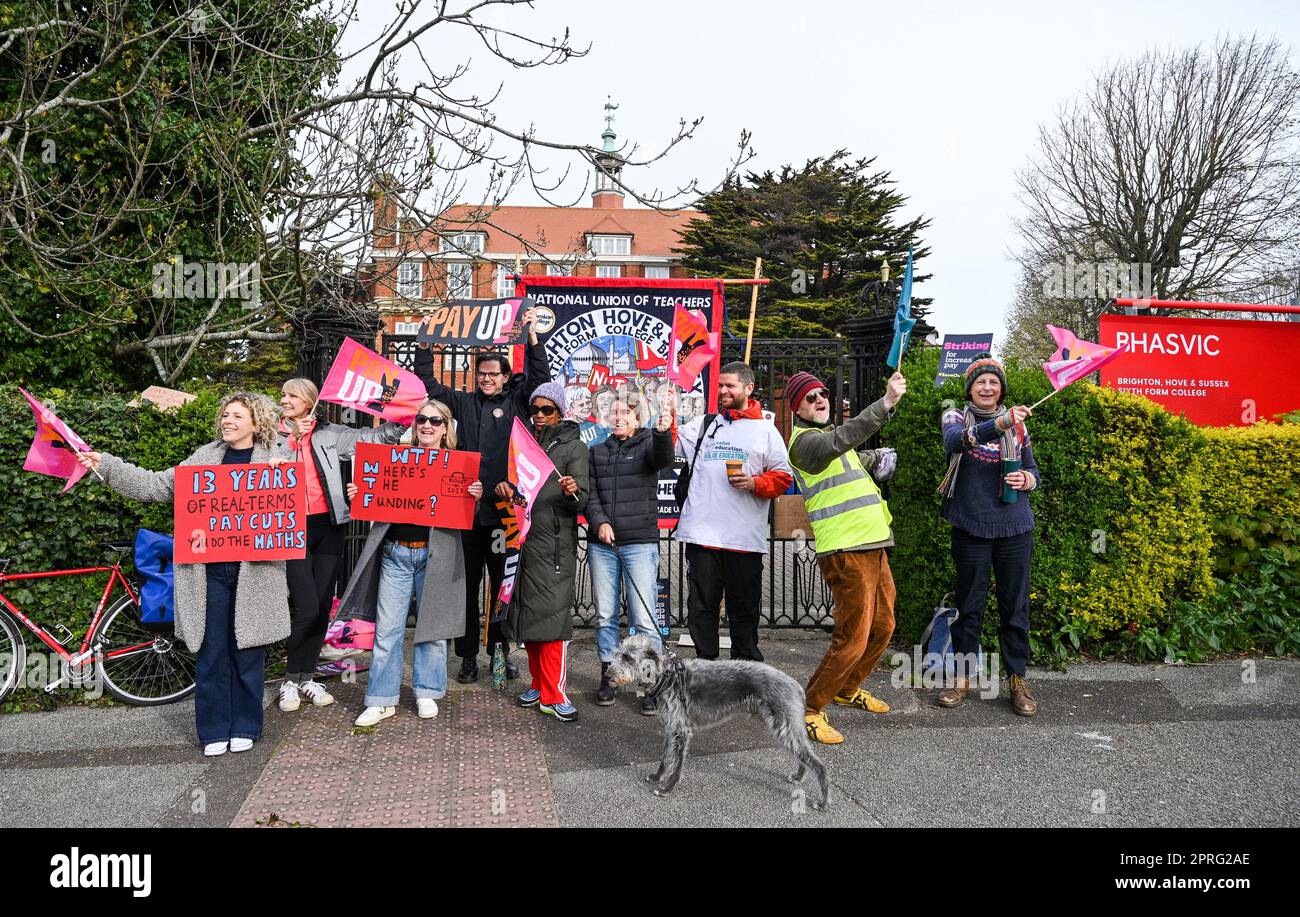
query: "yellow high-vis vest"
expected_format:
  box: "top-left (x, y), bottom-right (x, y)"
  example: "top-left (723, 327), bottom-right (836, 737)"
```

top-left (788, 424), bottom-right (892, 551)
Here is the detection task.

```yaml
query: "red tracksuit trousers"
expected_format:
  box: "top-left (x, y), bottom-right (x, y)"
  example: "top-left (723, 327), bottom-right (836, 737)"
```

top-left (525, 640), bottom-right (570, 706)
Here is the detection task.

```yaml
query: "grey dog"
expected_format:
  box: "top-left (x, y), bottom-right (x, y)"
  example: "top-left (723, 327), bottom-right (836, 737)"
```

top-left (606, 634), bottom-right (831, 809)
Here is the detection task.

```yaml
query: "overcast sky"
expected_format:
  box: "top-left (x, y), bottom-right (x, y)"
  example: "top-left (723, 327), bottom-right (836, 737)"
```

top-left (364, 0), bottom-right (1299, 341)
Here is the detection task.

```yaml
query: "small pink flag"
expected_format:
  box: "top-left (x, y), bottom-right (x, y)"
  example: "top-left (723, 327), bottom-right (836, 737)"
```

top-left (495, 417), bottom-right (559, 611)
top-left (1042, 325), bottom-right (1129, 390)
top-left (666, 303), bottom-right (719, 392)
top-left (319, 337), bottom-right (427, 423)
top-left (20, 388), bottom-right (92, 493)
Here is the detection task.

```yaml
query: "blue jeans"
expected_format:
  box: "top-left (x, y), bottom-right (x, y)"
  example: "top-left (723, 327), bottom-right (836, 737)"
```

top-left (365, 542), bottom-right (448, 707)
top-left (196, 563), bottom-right (266, 745)
top-left (588, 541), bottom-right (662, 663)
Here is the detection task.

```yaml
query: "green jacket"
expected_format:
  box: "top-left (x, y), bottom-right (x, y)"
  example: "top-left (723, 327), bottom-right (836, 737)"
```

top-left (505, 420), bottom-right (590, 643)
top-left (787, 397), bottom-right (896, 554)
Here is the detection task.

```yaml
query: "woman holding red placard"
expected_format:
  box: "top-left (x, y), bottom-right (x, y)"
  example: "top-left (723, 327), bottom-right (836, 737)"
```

top-left (76, 393), bottom-right (290, 757)
top-left (339, 399), bottom-right (484, 727)
top-left (275, 377), bottom-right (407, 715)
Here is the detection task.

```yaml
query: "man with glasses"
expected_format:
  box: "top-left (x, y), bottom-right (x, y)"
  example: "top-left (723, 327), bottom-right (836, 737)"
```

top-left (784, 369), bottom-right (907, 746)
top-left (414, 308), bottom-right (549, 684)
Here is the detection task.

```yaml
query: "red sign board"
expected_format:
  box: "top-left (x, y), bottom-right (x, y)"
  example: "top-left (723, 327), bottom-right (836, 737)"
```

top-left (1100, 313), bottom-right (1300, 426)
top-left (349, 442), bottom-right (481, 530)
top-left (175, 463), bottom-right (307, 564)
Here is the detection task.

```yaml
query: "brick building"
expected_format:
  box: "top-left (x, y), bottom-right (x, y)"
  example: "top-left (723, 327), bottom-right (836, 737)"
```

top-left (367, 102), bottom-right (702, 340)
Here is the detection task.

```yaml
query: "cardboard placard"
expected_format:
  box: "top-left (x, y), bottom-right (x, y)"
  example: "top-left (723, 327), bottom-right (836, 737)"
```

top-left (174, 463), bottom-right (307, 563)
top-left (349, 442), bottom-right (481, 530)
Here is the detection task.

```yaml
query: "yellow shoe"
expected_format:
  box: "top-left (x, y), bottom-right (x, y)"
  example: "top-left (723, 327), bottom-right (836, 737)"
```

top-left (804, 712), bottom-right (845, 745)
top-left (834, 688), bottom-right (891, 714)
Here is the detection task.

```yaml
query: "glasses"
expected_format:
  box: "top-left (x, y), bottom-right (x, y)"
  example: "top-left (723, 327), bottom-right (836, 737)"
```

top-left (414, 414), bottom-right (445, 426)
top-left (477, 370), bottom-right (505, 379)
top-left (528, 404), bottom-right (559, 417)
top-left (805, 389), bottom-right (830, 404)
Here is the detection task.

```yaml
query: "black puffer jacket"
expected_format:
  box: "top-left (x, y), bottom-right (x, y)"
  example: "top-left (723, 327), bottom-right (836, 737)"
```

top-left (413, 340), bottom-right (550, 526)
top-left (505, 420), bottom-right (590, 644)
top-left (585, 427), bottom-right (674, 545)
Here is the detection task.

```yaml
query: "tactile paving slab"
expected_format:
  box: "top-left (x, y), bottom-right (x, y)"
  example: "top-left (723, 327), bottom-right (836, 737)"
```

top-left (231, 682), bottom-right (557, 828)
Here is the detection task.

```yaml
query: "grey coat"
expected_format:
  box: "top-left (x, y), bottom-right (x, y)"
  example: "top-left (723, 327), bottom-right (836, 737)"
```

top-left (335, 524), bottom-right (467, 644)
top-left (97, 442), bottom-right (292, 653)
top-left (275, 418), bottom-right (407, 524)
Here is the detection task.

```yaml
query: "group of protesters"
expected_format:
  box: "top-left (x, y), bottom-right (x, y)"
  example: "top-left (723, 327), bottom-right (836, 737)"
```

top-left (76, 305), bottom-right (1042, 757)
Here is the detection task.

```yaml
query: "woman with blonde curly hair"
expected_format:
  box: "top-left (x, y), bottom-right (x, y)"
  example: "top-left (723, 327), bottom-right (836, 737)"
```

top-left (77, 392), bottom-right (293, 757)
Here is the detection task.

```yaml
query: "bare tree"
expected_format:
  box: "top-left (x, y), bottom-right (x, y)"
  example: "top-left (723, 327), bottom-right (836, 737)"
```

top-left (1, 0), bottom-right (753, 385)
top-left (1013, 35), bottom-right (1300, 323)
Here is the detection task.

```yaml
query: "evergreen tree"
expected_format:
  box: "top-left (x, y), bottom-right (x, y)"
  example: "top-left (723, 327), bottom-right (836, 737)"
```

top-left (676, 151), bottom-right (931, 337)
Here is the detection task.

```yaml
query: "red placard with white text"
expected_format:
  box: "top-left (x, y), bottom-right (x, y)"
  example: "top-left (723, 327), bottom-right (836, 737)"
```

top-left (174, 463), bottom-right (307, 563)
top-left (349, 442), bottom-right (481, 530)
top-left (1099, 314), bottom-right (1300, 426)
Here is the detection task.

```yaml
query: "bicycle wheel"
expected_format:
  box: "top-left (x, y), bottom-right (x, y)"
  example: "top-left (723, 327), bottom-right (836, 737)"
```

top-left (93, 594), bottom-right (196, 705)
top-left (0, 610), bottom-right (26, 705)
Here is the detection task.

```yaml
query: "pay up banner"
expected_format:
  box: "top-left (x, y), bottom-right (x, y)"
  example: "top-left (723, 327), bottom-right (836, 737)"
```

top-left (417, 295), bottom-right (532, 347)
top-left (935, 333), bottom-right (995, 387)
top-left (174, 463), bottom-right (307, 563)
top-left (1100, 313), bottom-right (1300, 426)
top-left (349, 442), bottom-right (481, 530)
top-left (516, 276), bottom-right (724, 525)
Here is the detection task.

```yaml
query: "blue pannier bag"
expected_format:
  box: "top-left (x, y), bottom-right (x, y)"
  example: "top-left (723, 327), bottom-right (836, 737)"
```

top-left (133, 529), bottom-right (175, 627)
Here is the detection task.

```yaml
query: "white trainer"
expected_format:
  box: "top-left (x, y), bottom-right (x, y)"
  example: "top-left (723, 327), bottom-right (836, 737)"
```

top-left (278, 680), bottom-right (301, 712)
top-left (229, 737), bottom-right (253, 753)
top-left (300, 680), bottom-right (335, 707)
top-left (416, 698), bottom-right (439, 719)
top-left (203, 742), bottom-right (228, 757)
top-left (354, 706), bottom-right (395, 727)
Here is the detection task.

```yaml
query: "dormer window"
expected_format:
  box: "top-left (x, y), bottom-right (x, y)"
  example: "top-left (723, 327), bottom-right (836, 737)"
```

top-left (589, 234), bottom-right (631, 256)
top-left (440, 233), bottom-right (486, 254)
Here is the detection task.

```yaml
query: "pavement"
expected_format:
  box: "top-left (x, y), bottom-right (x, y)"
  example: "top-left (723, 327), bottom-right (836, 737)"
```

top-left (1, 631), bottom-right (1297, 828)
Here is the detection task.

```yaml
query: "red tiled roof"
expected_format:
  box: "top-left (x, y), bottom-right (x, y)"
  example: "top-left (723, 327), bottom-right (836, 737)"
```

top-left (418, 204), bottom-right (701, 257)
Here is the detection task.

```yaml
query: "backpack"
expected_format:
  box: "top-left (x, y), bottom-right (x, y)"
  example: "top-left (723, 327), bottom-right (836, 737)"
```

top-left (133, 529), bottom-right (174, 628)
top-left (917, 592), bottom-right (984, 683)
top-left (673, 413), bottom-right (718, 509)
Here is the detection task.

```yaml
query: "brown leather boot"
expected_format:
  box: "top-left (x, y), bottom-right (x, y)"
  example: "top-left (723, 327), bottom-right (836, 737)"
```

top-left (1009, 674), bottom-right (1038, 716)
top-left (936, 677), bottom-right (970, 708)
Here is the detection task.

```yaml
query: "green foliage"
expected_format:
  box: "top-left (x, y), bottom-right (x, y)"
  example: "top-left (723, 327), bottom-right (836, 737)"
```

top-left (677, 151), bottom-right (931, 337)
top-left (0, 1), bottom-right (338, 387)
top-left (883, 346), bottom-right (1297, 666)
top-left (0, 384), bottom-right (225, 661)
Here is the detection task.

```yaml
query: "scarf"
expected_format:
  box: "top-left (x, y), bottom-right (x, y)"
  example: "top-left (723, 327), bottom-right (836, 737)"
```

top-left (937, 403), bottom-right (1024, 499)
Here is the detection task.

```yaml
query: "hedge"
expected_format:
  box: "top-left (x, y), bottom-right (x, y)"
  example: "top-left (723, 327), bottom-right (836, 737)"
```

top-left (0, 385), bottom-right (230, 662)
top-left (883, 346), bottom-right (1300, 665)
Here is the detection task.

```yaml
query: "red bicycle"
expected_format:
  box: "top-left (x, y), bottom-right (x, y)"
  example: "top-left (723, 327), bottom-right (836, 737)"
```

top-left (0, 542), bottom-right (196, 706)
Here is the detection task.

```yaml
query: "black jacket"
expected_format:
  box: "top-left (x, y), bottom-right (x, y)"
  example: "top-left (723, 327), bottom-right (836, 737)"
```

top-left (585, 427), bottom-right (674, 545)
top-left (413, 340), bottom-right (550, 526)
top-left (505, 420), bottom-right (590, 644)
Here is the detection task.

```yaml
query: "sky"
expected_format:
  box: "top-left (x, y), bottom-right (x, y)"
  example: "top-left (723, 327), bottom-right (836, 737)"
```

top-left (353, 0), bottom-right (1300, 340)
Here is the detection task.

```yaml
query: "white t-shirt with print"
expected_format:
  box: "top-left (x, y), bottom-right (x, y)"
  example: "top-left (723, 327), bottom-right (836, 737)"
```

top-left (674, 412), bottom-right (791, 553)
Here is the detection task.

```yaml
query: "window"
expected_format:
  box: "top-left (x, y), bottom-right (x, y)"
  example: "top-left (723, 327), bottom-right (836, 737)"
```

top-left (596, 265), bottom-right (622, 278)
top-left (644, 265), bottom-right (671, 279)
top-left (496, 266), bottom-right (516, 298)
top-left (589, 235), bottom-right (631, 256)
top-left (394, 321), bottom-right (422, 335)
top-left (397, 261), bottom-right (422, 299)
top-left (447, 263), bottom-right (473, 299)
top-left (440, 233), bottom-right (485, 254)
top-left (546, 263), bottom-right (573, 276)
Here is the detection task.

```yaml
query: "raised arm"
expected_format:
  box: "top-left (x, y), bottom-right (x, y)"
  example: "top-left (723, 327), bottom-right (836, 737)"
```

top-left (96, 453), bottom-right (177, 503)
top-left (334, 421), bottom-right (409, 456)
top-left (790, 398), bottom-right (893, 475)
top-left (413, 345), bottom-right (475, 421)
